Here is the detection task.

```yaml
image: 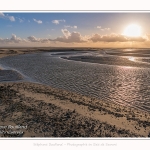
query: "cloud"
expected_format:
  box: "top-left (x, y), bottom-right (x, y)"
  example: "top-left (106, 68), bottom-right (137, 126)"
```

top-left (16, 17), bottom-right (25, 23)
top-left (33, 18), bottom-right (42, 24)
top-left (0, 12), bottom-right (15, 22)
top-left (0, 32), bottom-right (148, 47)
top-left (18, 18), bottom-right (24, 23)
top-left (97, 26), bottom-right (101, 29)
top-left (8, 16), bottom-right (15, 22)
top-left (40, 39), bottom-right (50, 43)
top-left (74, 26), bottom-right (77, 29)
top-left (49, 29), bottom-right (86, 43)
top-left (64, 25), bottom-right (77, 29)
top-left (101, 28), bottom-right (110, 31)
top-left (0, 34), bottom-right (23, 44)
top-left (10, 34), bottom-right (22, 43)
top-left (0, 34), bottom-right (51, 44)
top-left (0, 12), bottom-right (5, 17)
top-left (89, 33), bottom-right (148, 42)
top-left (89, 33), bottom-right (127, 42)
top-left (97, 26), bottom-right (110, 31)
top-left (128, 36), bottom-right (148, 42)
top-left (61, 29), bottom-right (71, 38)
top-left (27, 36), bottom-right (50, 43)
top-left (144, 34), bottom-right (150, 40)
top-left (27, 36), bottom-right (39, 42)
top-left (52, 19), bottom-right (65, 25)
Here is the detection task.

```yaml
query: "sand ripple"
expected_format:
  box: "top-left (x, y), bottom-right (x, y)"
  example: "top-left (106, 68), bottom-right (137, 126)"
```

top-left (0, 70), bottom-right (24, 82)
top-left (1, 50), bottom-right (150, 112)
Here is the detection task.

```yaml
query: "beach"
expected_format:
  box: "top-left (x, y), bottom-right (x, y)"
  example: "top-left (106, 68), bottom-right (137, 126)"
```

top-left (0, 48), bottom-right (150, 137)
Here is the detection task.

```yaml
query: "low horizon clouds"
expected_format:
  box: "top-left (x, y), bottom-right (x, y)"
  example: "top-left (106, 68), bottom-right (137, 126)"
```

top-left (0, 12), bottom-right (15, 22)
top-left (49, 29), bottom-right (86, 43)
top-left (27, 36), bottom-right (50, 43)
top-left (0, 32), bottom-right (149, 45)
top-left (89, 33), bottom-right (148, 42)
top-left (0, 34), bottom-right (26, 44)
top-left (52, 19), bottom-right (65, 25)
top-left (0, 34), bottom-right (49, 44)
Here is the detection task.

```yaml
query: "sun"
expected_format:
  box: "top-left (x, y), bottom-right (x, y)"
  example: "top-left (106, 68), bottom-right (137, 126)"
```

top-left (123, 24), bottom-right (142, 37)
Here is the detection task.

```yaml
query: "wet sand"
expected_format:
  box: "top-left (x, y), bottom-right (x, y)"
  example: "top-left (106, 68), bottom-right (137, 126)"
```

top-left (62, 55), bottom-right (150, 68)
top-left (0, 47), bottom-right (90, 59)
top-left (0, 48), bottom-right (150, 137)
top-left (0, 47), bottom-right (61, 58)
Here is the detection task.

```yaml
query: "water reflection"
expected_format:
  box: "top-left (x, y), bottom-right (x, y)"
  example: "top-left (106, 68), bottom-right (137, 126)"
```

top-left (128, 57), bottom-right (135, 61)
top-left (108, 67), bottom-right (145, 109)
top-left (0, 50), bottom-right (150, 112)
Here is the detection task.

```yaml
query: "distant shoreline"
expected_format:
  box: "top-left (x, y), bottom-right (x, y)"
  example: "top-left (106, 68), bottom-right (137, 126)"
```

top-left (1, 47), bottom-right (150, 58)
top-left (0, 47), bottom-right (98, 59)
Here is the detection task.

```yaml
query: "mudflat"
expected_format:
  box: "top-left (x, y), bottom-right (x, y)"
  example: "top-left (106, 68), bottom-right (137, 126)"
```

top-left (0, 48), bottom-right (150, 137)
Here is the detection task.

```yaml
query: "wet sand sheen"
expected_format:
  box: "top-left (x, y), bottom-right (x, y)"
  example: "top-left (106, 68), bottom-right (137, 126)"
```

top-left (0, 48), bottom-right (150, 137)
top-left (1, 51), bottom-right (150, 112)
top-left (0, 70), bottom-right (24, 82)
top-left (62, 55), bottom-right (150, 68)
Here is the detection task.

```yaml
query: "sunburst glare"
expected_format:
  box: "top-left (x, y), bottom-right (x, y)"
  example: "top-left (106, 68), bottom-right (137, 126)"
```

top-left (123, 24), bottom-right (142, 37)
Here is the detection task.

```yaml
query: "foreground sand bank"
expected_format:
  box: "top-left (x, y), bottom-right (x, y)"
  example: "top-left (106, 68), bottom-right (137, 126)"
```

top-left (0, 82), bottom-right (150, 137)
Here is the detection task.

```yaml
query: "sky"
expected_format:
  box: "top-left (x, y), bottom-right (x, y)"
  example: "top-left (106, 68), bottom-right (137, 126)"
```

top-left (1, 12), bottom-right (150, 48)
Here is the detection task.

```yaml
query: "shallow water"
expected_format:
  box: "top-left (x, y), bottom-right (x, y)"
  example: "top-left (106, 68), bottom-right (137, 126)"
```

top-left (0, 49), bottom-right (150, 112)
